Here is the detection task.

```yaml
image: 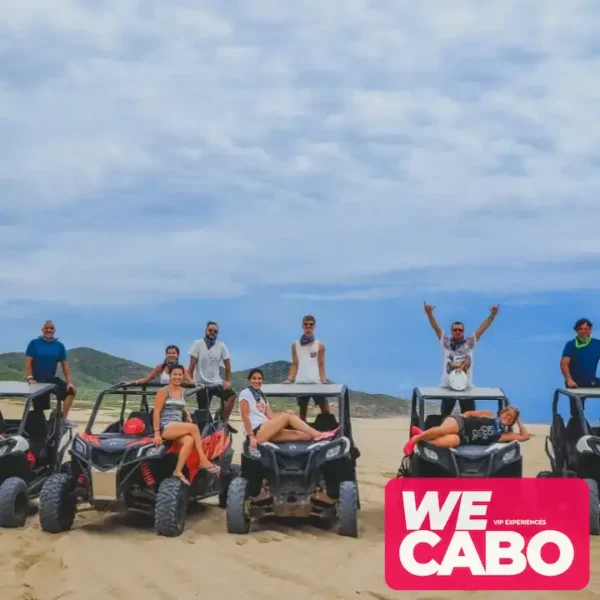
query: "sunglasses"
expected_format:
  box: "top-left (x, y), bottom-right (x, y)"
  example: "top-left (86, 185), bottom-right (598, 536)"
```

top-left (452, 328), bottom-right (464, 332)
top-left (207, 328), bottom-right (218, 334)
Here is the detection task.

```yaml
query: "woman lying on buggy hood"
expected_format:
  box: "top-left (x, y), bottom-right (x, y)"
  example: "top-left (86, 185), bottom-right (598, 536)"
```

top-left (403, 405), bottom-right (530, 456)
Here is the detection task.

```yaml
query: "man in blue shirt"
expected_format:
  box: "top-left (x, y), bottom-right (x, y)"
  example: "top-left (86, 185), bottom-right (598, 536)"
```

top-left (24, 320), bottom-right (77, 419)
top-left (560, 317), bottom-right (600, 411)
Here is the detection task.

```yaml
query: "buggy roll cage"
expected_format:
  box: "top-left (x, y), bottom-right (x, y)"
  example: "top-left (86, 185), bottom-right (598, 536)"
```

top-left (84, 381), bottom-right (208, 434)
top-left (410, 386), bottom-right (512, 431)
top-left (258, 383), bottom-right (354, 443)
top-left (551, 387), bottom-right (600, 437)
top-left (0, 381), bottom-right (59, 437)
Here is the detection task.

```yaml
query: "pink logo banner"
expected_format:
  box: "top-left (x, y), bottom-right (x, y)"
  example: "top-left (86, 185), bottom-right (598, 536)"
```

top-left (385, 477), bottom-right (590, 590)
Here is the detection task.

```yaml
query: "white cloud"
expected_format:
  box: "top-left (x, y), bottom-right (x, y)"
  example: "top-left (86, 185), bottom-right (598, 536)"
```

top-left (2, 0), bottom-right (600, 307)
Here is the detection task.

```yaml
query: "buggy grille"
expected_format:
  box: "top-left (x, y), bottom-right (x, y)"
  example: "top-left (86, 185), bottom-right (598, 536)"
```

top-left (275, 454), bottom-right (309, 472)
top-left (455, 456), bottom-right (490, 476)
top-left (91, 450), bottom-right (123, 470)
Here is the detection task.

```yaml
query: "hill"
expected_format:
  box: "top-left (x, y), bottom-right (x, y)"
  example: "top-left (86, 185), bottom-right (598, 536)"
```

top-left (0, 347), bottom-right (411, 417)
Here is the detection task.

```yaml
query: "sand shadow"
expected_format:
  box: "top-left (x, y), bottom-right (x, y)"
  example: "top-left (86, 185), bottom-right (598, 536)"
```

top-left (74, 500), bottom-right (216, 535)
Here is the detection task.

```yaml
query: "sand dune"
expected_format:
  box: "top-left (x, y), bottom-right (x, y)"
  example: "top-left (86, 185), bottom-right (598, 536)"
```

top-left (0, 404), bottom-right (598, 600)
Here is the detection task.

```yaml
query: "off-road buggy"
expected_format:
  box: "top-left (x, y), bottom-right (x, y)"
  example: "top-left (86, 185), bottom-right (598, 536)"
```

top-left (537, 386), bottom-right (600, 534)
top-left (0, 381), bottom-right (73, 527)
top-left (38, 381), bottom-right (237, 537)
top-left (226, 383), bottom-right (361, 538)
top-left (397, 386), bottom-right (522, 478)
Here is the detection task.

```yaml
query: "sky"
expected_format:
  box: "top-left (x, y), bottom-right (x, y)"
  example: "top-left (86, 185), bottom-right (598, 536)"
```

top-left (1, 0), bottom-right (600, 423)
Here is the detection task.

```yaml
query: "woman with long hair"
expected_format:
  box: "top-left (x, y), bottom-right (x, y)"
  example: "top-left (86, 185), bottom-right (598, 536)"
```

top-left (239, 368), bottom-right (338, 450)
top-left (131, 345), bottom-right (195, 386)
top-left (403, 406), bottom-right (530, 456)
top-left (152, 364), bottom-right (219, 484)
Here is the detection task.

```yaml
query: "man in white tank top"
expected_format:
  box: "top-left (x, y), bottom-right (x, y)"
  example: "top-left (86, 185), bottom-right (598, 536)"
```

top-left (284, 314), bottom-right (329, 421)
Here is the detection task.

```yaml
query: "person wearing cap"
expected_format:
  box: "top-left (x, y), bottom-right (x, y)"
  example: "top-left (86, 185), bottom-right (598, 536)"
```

top-left (423, 302), bottom-right (499, 417)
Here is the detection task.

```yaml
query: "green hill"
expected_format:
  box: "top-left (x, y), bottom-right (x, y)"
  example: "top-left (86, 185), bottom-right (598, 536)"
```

top-left (0, 347), bottom-right (410, 417)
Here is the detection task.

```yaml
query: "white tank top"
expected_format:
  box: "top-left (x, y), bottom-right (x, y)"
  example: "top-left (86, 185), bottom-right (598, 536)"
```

top-left (294, 339), bottom-right (321, 383)
top-left (159, 369), bottom-right (170, 384)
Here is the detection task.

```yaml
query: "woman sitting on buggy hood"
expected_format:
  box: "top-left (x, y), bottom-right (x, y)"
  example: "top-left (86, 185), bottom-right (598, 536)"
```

top-left (239, 368), bottom-right (337, 450)
top-left (152, 364), bottom-right (218, 485)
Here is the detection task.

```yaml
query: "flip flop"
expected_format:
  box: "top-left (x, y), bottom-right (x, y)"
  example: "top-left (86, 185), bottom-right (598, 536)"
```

top-left (410, 426), bottom-right (423, 436)
top-left (174, 473), bottom-right (190, 485)
top-left (202, 463), bottom-right (221, 474)
top-left (250, 489), bottom-right (270, 502)
top-left (403, 438), bottom-right (417, 457)
top-left (315, 427), bottom-right (340, 441)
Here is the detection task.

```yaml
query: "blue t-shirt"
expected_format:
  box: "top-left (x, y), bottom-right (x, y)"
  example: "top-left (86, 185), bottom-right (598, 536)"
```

top-left (562, 338), bottom-right (600, 386)
top-left (25, 337), bottom-right (67, 381)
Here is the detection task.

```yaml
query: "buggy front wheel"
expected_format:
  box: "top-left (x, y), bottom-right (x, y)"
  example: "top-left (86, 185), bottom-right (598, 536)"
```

top-left (219, 464), bottom-right (241, 508)
top-left (0, 477), bottom-right (29, 528)
top-left (39, 473), bottom-right (76, 533)
top-left (226, 477), bottom-right (250, 534)
top-left (337, 480), bottom-right (358, 538)
top-left (155, 477), bottom-right (189, 537)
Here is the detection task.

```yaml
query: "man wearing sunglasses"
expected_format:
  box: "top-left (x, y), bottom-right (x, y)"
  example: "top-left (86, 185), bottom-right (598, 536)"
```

top-left (284, 315), bottom-right (329, 422)
top-left (424, 302), bottom-right (499, 417)
top-left (188, 321), bottom-right (237, 433)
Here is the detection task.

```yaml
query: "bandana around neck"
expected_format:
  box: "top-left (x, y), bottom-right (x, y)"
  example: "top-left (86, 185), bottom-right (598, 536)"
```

top-left (575, 335), bottom-right (592, 349)
top-left (204, 336), bottom-right (217, 349)
top-left (450, 337), bottom-right (466, 351)
top-left (300, 334), bottom-right (314, 346)
top-left (249, 386), bottom-right (263, 402)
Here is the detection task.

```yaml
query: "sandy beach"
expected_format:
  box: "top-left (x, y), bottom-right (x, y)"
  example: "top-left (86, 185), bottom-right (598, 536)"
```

top-left (0, 401), bottom-right (597, 600)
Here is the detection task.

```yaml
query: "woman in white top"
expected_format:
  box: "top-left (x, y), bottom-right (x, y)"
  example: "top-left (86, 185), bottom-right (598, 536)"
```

top-left (131, 345), bottom-right (195, 386)
top-left (239, 368), bottom-right (338, 451)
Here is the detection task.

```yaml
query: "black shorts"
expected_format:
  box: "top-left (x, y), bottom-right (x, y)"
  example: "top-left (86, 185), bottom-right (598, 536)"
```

top-left (448, 414), bottom-right (466, 441)
top-left (195, 385), bottom-right (237, 411)
top-left (32, 377), bottom-right (71, 412)
top-left (450, 414), bottom-right (500, 445)
top-left (253, 425), bottom-right (262, 436)
top-left (297, 395), bottom-right (326, 407)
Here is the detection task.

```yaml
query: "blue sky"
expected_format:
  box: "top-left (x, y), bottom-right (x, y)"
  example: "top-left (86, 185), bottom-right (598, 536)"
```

top-left (2, 1), bottom-right (600, 423)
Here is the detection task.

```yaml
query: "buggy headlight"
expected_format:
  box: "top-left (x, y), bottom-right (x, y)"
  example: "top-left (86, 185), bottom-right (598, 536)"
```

top-left (322, 437), bottom-right (350, 461)
top-left (502, 448), bottom-right (517, 462)
top-left (72, 437), bottom-right (88, 458)
top-left (326, 445), bottom-right (341, 460)
top-left (423, 447), bottom-right (438, 461)
top-left (137, 444), bottom-right (164, 458)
